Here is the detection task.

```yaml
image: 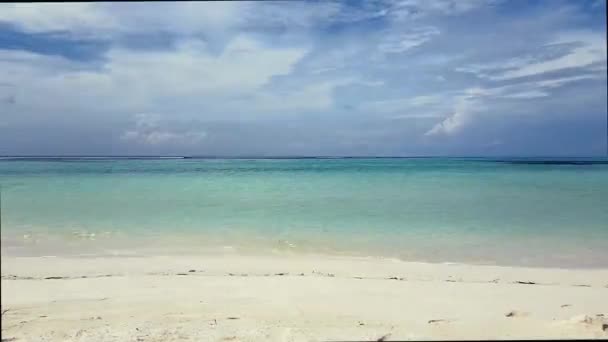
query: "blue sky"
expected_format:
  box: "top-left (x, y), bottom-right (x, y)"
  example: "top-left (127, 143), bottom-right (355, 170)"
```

top-left (0, 0), bottom-right (606, 156)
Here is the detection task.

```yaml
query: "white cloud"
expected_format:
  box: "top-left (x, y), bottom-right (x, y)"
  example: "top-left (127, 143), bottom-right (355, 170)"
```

top-left (424, 69), bottom-right (606, 136)
top-left (244, 2), bottom-right (342, 28)
top-left (378, 26), bottom-right (440, 53)
top-left (454, 56), bottom-right (538, 79)
top-left (500, 90), bottom-right (549, 99)
top-left (496, 34), bottom-right (606, 80)
top-left (0, 34), bottom-right (311, 120)
top-left (534, 74), bottom-right (604, 88)
top-left (405, 95), bottom-right (441, 106)
top-left (425, 95), bottom-right (476, 136)
top-left (492, 73), bottom-right (605, 99)
top-left (0, 3), bottom-right (118, 34)
top-left (358, 80), bottom-right (386, 87)
top-left (5, 0), bottom-right (483, 37)
top-left (121, 114), bottom-right (206, 146)
top-left (223, 78), bottom-right (360, 115)
top-left (304, 43), bottom-right (368, 74)
top-left (0, 2), bottom-right (381, 38)
top-left (1, 1), bottom-right (605, 155)
top-left (422, 87), bottom-right (496, 137)
top-left (107, 36), bottom-right (307, 96)
top-left (388, 0), bottom-right (500, 21)
top-left (361, 95), bottom-right (444, 113)
top-left (0, 2), bottom-right (252, 37)
top-left (458, 31), bottom-right (607, 81)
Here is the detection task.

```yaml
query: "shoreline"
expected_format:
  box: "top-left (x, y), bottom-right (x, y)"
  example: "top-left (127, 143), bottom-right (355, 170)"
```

top-left (2, 254), bottom-right (608, 341)
top-left (4, 249), bottom-right (608, 271)
top-left (4, 232), bottom-right (608, 270)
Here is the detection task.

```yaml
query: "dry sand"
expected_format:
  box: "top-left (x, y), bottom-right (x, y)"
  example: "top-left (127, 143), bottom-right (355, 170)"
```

top-left (2, 254), bottom-right (608, 341)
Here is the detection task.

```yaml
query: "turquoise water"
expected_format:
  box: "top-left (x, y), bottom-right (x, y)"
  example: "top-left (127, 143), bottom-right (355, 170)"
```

top-left (1, 157), bottom-right (608, 267)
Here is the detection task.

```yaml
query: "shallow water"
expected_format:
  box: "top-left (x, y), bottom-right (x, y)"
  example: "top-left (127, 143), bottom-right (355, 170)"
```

top-left (1, 157), bottom-right (608, 267)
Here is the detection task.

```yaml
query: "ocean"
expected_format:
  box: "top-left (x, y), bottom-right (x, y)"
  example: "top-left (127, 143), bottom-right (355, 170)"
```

top-left (1, 157), bottom-right (608, 268)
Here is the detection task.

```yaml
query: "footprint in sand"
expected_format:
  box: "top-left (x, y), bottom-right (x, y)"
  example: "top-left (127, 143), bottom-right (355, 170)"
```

top-left (376, 333), bottom-right (392, 341)
top-left (505, 310), bottom-right (529, 318)
top-left (571, 314), bottom-right (607, 324)
top-left (559, 314), bottom-right (608, 333)
top-left (266, 327), bottom-right (295, 342)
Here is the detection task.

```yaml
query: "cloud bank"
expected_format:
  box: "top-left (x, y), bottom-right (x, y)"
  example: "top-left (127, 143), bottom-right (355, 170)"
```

top-left (0, 0), bottom-right (606, 156)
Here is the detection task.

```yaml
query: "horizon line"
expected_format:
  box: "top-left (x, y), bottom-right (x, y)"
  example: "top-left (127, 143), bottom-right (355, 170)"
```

top-left (1, 155), bottom-right (607, 159)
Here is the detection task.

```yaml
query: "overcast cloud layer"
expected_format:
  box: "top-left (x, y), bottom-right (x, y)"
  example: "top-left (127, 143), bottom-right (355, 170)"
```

top-left (0, 0), bottom-right (606, 156)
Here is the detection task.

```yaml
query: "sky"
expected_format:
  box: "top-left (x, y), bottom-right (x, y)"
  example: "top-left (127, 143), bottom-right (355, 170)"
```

top-left (0, 0), bottom-right (606, 156)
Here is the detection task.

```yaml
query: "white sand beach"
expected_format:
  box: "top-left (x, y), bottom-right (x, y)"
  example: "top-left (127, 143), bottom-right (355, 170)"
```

top-left (2, 254), bottom-right (607, 341)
